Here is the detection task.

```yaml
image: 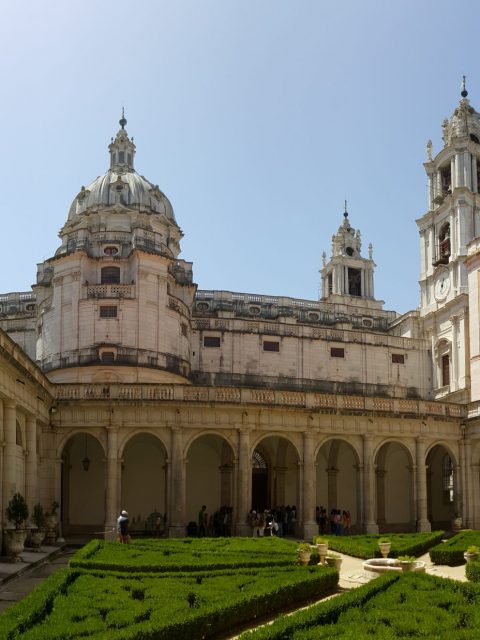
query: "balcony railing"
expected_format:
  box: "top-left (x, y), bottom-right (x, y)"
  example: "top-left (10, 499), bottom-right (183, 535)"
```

top-left (86, 284), bottom-right (135, 299)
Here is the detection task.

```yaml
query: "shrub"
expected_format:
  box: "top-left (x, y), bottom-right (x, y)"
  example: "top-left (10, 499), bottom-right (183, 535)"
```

top-left (5, 492), bottom-right (29, 529)
top-left (313, 531), bottom-right (443, 559)
top-left (429, 530), bottom-right (480, 566)
top-left (466, 559), bottom-right (480, 582)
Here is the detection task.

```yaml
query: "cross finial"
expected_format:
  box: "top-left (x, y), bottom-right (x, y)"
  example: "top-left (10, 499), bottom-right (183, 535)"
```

top-left (461, 75), bottom-right (468, 99)
top-left (343, 200), bottom-right (348, 218)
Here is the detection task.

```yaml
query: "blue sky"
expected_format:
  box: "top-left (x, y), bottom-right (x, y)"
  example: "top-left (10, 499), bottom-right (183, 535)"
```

top-left (0, 0), bottom-right (477, 313)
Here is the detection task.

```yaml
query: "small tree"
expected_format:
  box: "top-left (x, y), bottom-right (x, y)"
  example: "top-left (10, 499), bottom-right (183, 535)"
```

top-left (32, 503), bottom-right (46, 530)
top-left (5, 493), bottom-right (29, 529)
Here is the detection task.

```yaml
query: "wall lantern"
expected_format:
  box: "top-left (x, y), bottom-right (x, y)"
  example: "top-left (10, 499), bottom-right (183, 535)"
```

top-left (82, 434), bottom-right (91, 472)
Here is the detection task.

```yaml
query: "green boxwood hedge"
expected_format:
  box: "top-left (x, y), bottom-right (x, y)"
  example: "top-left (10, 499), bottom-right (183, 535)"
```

top-left (238, 572), bottom-right (480, 639)
top-left (429, 530), bottom-right (480, 566)
top-left (313, 531), bottom-right (444, 559)
top-left (0, 540), bottom-right (338, 640)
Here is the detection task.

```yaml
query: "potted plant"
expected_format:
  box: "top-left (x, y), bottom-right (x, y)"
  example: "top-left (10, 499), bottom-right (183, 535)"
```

top-left (378, 537), bottom-right (392, 558)
top-left (464, 545), bottom-right (479, 564)
top-left (28, 503), bottom-right (46, 550)
top-left (297, 543), bottom-right (312, 565)
top-left (398, 555), bottom-right (416, 572)
top-left (45, 500), bottom-right (59, 544)
top-left (4, 492), bottom-right (29, 562)
top-left (325, 551), bottom-right (342, 571)
top-left (316, 538), bottom-right (329, 564)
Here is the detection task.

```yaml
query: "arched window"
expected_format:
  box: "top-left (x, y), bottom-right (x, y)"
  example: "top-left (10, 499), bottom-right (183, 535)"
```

top-left (441, 354), bottom-right (450, 387)
top-left (101, 266), bottom-right (120, 284)
top-left (442, 454), bottom-right (454, 503)
top-left (438, 223), bottom-right (451, 264)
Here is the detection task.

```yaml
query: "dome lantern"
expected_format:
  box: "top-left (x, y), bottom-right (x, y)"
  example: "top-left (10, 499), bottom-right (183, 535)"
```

top-left (108, 109), bottom-right (136, 171)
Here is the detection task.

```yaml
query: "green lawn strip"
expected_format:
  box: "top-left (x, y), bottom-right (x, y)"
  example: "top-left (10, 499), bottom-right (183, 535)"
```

top-left (313, 531), bottom-right (444, 559)
top-left (239, 572), bottom-right (480, 639)
top-left (0, 568), bottom-right (74, 640)
top-left (70, 537), bottom-right (299, 572)
top-left (430, 530), bottom-right (480, 566)
top-left (6, 565), bottom-right (338, 640)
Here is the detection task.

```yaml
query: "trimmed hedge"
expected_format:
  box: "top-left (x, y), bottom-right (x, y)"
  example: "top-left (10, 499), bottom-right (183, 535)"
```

top-left (238, 572), bottom-right (480, 639)
top-left (70, 537), bottom-right (299, 573)
top-left (2, 565), bottom-right (337, 640)
top-left (466, 559), bottom-right (480, 582)
top-left (313, 531), bottom-right (444, 559)
top-left (429, 530), bottom-right (480, 566)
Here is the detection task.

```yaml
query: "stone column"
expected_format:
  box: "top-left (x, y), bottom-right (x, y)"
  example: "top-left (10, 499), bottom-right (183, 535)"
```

top-left (2, 402), bottom-right (17, 516)
top-left (464, 437), bottom-right (472, 527)
top-left (375, 468), bottom-right (386, 529)
top-left (416, 437), bottom-right (431, 531)
top-left (455, 153), bottom-right (462, 188)
top-left (450, 315), bottom-right (459, 391)
top-left (363, 434), bottom-right (378, 533)
top-left (471, 464), bottom-right (480, 529)
top-left (464, 151), bottom-right (472, 189)
top-left (105, 427), bottom-right (119, 540)
top-left (473, 155), bottom-right (478, 193)
top-left (327, 467), bottom-right (338, 511)
top-left (355, 463), bottom-right (363, 533)
top-left (302, 432), bottom-right (317, 541)
top-left (168, 427), bottom-right (186, 537)
top-left (25, 415), bottom-right (38, 514)
top-left (219, 463), bottom-right (233, 508)
top-left (235, 429), bottom-right (251, 536)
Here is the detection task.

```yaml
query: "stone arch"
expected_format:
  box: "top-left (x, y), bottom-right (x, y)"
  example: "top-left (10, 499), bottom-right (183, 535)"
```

top-left (316, 437), bottom-right (361, 533)
top-left (120, 432), bottom-right (169, 534)
top-left (251, 435), bottom-right (300, 521)
top-left (185, 433), bottom-right (235, 534)
top-left (61, 432), bottom-right (106, 535)
top-left (426, 443), bottom-right (458, 529)
top-left (375, 440), bottom-right (414, 533)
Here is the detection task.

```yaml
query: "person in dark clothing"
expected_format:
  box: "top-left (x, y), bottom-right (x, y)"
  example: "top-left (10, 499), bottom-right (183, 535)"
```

top-left (117, 509), bottom-right (130, 543)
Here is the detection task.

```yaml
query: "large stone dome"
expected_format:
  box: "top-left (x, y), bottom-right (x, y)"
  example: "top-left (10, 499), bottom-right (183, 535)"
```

top-left (67, 113), bottom-right (175, 222)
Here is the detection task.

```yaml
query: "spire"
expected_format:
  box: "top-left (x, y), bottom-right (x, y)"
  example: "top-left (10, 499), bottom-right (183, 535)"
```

top-left (461, 75), bottom-right (468, 99)
top-left (119, 107), bottom-right (127, 129)
top-left (108, 111), bottom-right (136, 171)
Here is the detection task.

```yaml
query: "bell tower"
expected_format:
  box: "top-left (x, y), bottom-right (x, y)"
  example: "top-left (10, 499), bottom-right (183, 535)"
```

top-left (417, 78), bottom-right (480, 401)
top-left (320, 203), bottom-right (382, 310)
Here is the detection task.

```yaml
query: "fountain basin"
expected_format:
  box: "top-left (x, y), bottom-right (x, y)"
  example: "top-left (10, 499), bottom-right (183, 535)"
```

top-left (363, 558), bottom-right (426, 575)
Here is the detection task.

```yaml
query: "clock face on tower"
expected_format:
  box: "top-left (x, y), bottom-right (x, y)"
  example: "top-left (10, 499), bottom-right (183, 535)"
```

top-left (434, 269), bottom-right (451, 301)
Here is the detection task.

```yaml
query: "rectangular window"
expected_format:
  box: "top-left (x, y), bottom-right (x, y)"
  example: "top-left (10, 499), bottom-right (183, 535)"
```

top-left (100, 306), bottom-right (117, 318)
top-left (330, 347), bottom-right (345, 358)
top-left (441, 354), bottom-right (450, 387)
top-left (101, 351), bottom-right (115, 364)
top-left (392, 354), bottom-right (405, 364)
top-left (204, 336), bottom-right (221, 348)
top-left (263, 340), bottom-right (280, 352)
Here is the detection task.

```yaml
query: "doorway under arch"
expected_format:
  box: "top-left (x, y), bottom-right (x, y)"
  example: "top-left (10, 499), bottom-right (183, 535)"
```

top-left (121, 433), bottom-right (168, 533)
top-left (427, 444), bottom-right (457, 530)
top-left (61, 432), bottom-right (105, 535)
top-left (375, 441), bottom-right (414, 532)
top-left (316, 439), bottom-right (360, 532)
top-left (185, 434), bottom-right (234, 533)
top-left (251, 436), bottom-right (299, 513)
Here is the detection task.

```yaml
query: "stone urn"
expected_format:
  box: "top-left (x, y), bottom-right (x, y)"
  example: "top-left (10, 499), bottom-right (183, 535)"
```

top-left (464, 547), bottom-right (479, 564)
top-left (325, 555), bottom-right (342, 571)
top-left (28, 528), bottom-right (46, 551)
top-left (378, 540), bottom-right (392, 558)
top-left (297, 545), bottom-right (312, 566)
top-left (398, 557), bottom-right (416, 572)
top-left (317, 541), bottom-right (329, 565)
top-left (45, 514), bottom-right (58, 545)
top-left (4, 529), bottom-right (28, 562)
top-left (452, 515), bottom-right (463, 532)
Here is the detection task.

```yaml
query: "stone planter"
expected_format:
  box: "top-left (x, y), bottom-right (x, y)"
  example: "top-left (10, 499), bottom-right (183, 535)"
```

top-left (325, 556), bottom-right (342, 571)
top-left (297, 549), bottom-right (312, 566)
top-left (378, 542), bottom-right (391, 558)
top-left (464, 552), bottom-right (479, 564)
top-left (4, 529), bottom-right (28, 562)
top-left (452, 516), bottom-right (463, 532)
top-left (28, 529), bottom-right (46, 550)
top-left (45, 515), bottom-right (58, 545)
top-left (399, 560), bottom-right (416, 572)
top-left (317, 542), bottom-right (329, 565)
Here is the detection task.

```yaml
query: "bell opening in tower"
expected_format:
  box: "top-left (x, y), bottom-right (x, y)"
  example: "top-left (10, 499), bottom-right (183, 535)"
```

top-left (348, 268), bottom-right (361, 296)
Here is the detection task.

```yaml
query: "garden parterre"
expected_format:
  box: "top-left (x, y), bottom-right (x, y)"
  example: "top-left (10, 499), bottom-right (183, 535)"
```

top-left (314, 531), bottom-right (444, 559)
top-left (0, 538), bottom-right (337, 640)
